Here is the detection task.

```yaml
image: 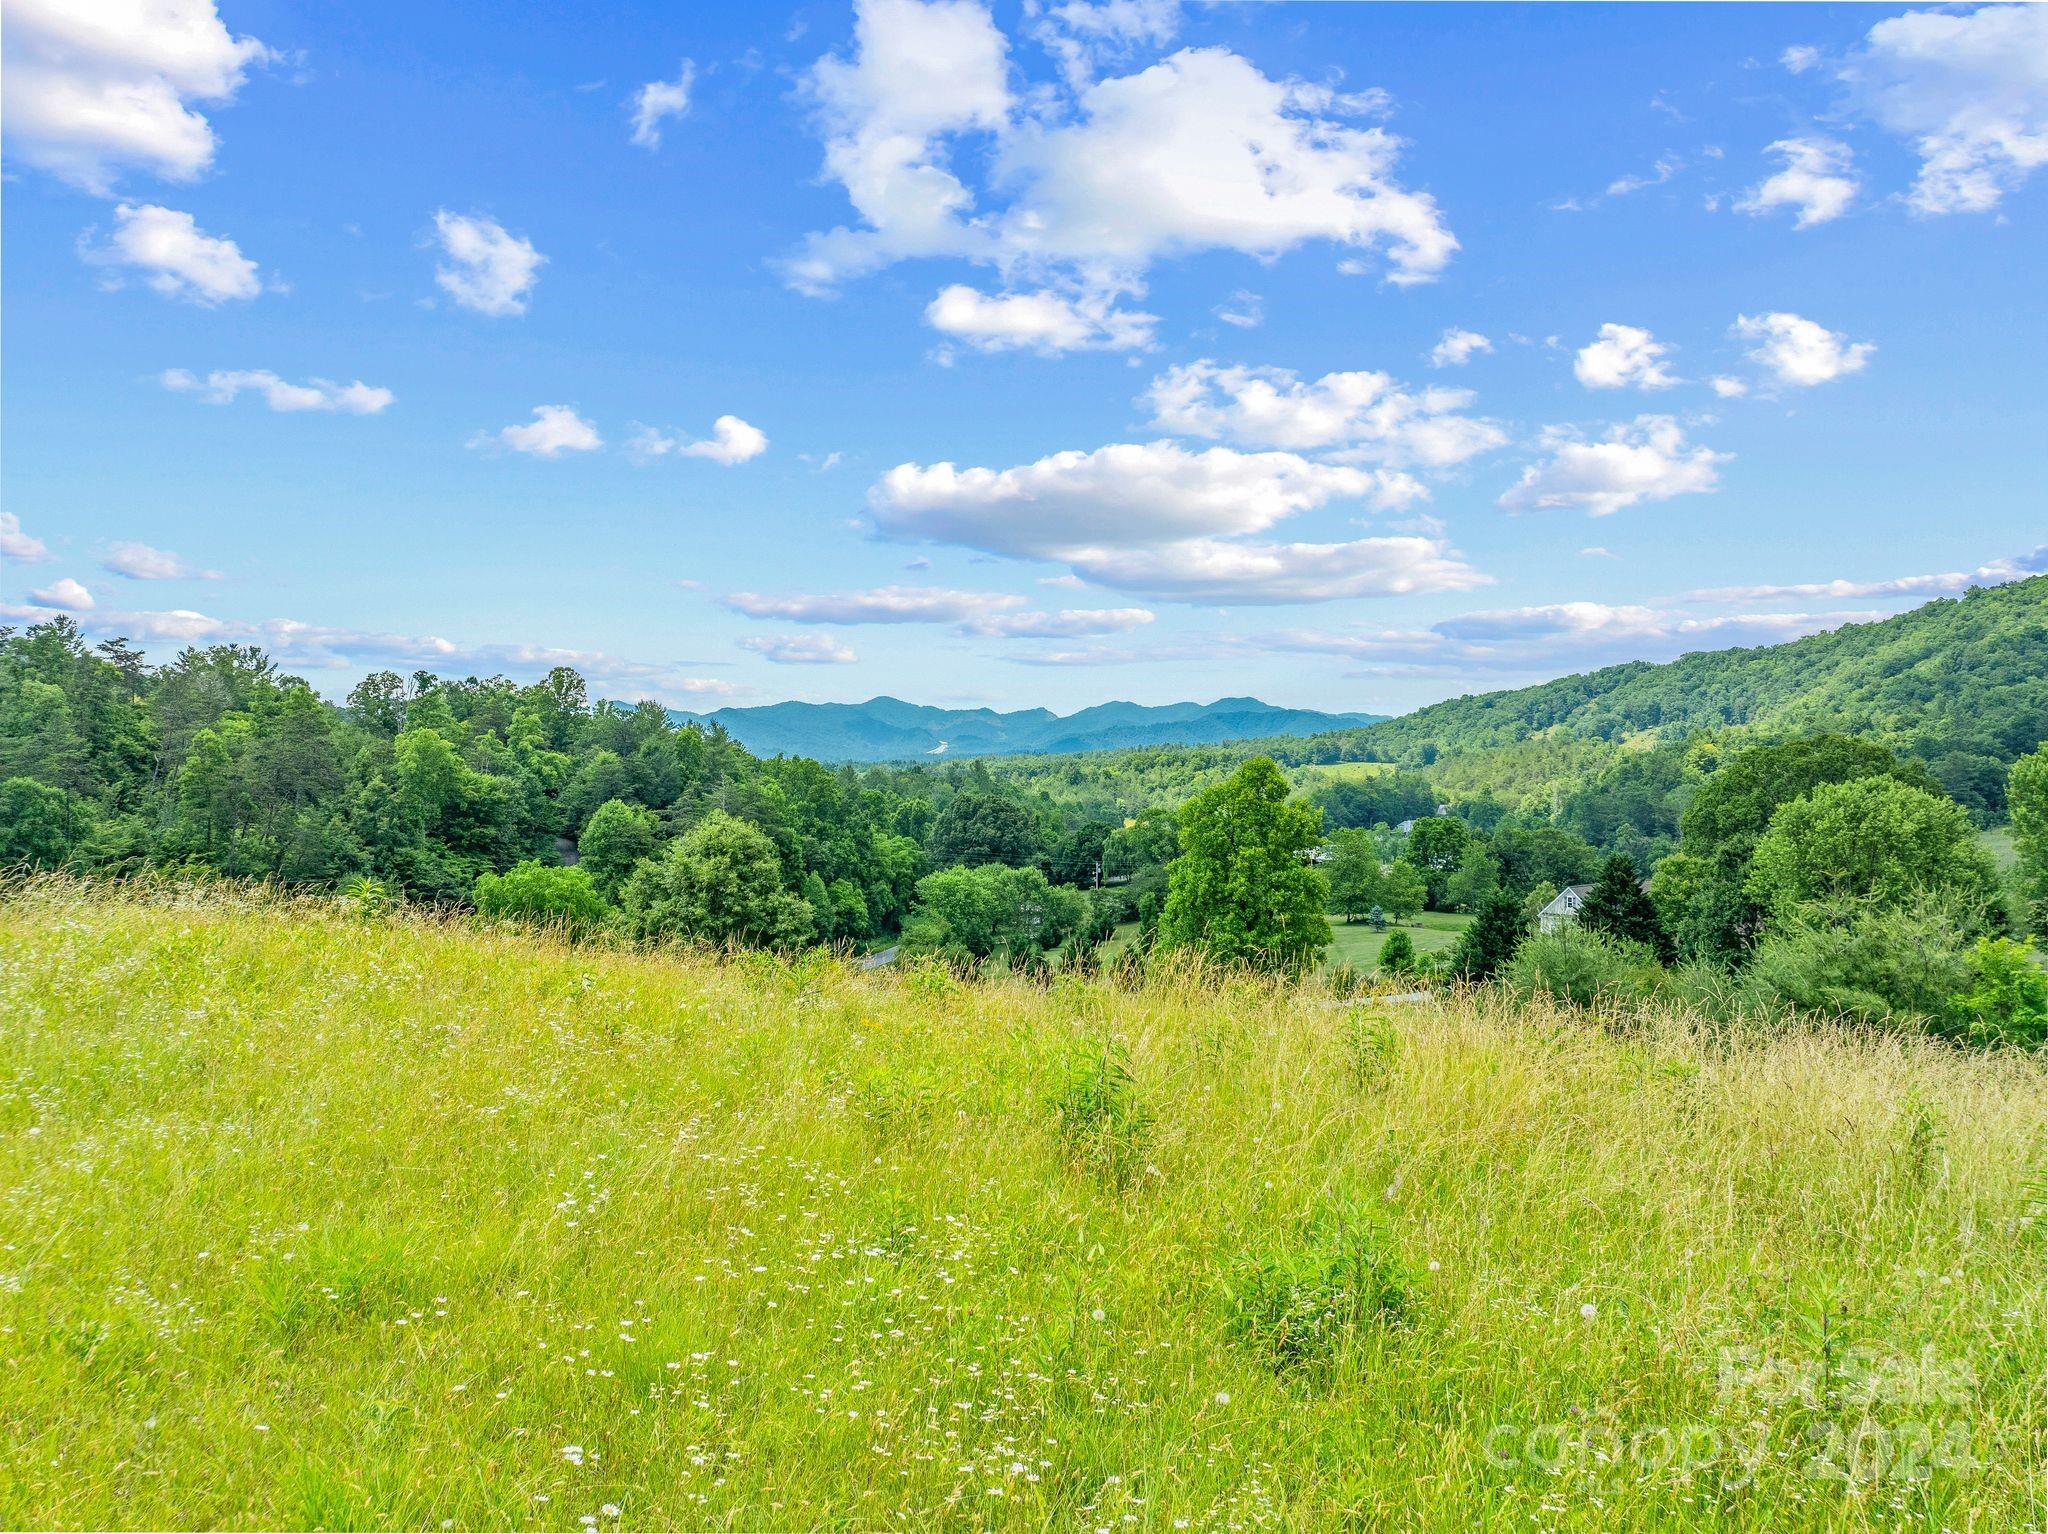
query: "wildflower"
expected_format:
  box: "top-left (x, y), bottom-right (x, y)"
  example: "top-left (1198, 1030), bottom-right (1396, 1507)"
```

top-left (1214, 1390), bottom-right (1230, 1405)
top-left (601, 1506), bottom-right (620, 1519)
top-left (1580, 1302), bottom-right (1598, 1320)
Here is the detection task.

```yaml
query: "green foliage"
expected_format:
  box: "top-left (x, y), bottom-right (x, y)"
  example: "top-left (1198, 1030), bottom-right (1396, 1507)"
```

top-left (1443, 842), bottom-right (1501, 913)
top-left (1376, 927), bottom-right (1416, 975)
top-left (926, 790), bottom-right (1042, 869)
top-left (1682, 733), bottom-right (1933, 871)
top-left (1448, 888), bottom-right (1527, 982)
top-left (902, 862), bottom-right (1085, 958)
top-left (1157, 758), bottom-right (1330, 970)
top-left (1222, 1207), bottom-right (1411, 1375)
top-left (576, 798), bottom-right (657, 901)
top-left (1323, 827), bottom-right (1381, 922)
top-left (1402, 816), bottom-right (1470, 908)
top-left (1340, 1009), bottom-right (1400, 1086)
top-left (1505, 926), bottom-right (1664, 1009)
top-left (337, 876), bottom-right (394, 920)
top-left (621, 810), bottom-right (815, 948)
top-left (1380, 861), bottom-right (1426, 922)
top-left (1744, 896), bottom-right (1978, 1029)
top-left (1311, 772), bottom-right (1437, 831)
top-left (2010, 744), bottom-right (2048, 936)
top-left (472, 860), bottom-right (607, 936)
top-left (1747, 776), bottom-right (1999, 920)
top-left (1576, 853), bottom-right (1673, 962)
top-left (0, 777), bottom-right (75, 868)
top-left (1950, 938), bottom-right (2048, 1048)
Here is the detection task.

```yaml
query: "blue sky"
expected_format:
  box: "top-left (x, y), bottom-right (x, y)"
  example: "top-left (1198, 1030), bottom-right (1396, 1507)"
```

top-left (3, 1), bottom-right (2043, 716)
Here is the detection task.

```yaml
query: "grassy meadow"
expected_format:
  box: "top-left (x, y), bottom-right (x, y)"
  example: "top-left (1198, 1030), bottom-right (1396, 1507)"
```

top-left (1, 882), bottom-right (2044, 1531)
top-left (1325, 912), bottom-right (1473, 975)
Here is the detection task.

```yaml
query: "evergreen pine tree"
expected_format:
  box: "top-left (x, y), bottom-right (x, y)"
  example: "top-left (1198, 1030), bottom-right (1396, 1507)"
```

top-left (1449, 888), bottom-right (1527, 982)
top-left (1378, 927), bottom-right (1416, 975)
top-left (1577, 853), bottom-right (1673, 962)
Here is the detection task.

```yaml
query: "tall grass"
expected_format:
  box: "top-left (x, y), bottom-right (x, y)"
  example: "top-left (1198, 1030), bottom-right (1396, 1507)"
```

top-left (1, 879), bottom-right (2042, 1530)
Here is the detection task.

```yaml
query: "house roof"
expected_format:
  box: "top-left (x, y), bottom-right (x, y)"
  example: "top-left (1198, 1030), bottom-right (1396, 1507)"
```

top-left (1538, 885), bottom-right (1591, 915)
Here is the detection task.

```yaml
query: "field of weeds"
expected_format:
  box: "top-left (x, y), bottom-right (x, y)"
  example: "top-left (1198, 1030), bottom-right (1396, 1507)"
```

top-left (1, 881), bottom-right (2042, 1530)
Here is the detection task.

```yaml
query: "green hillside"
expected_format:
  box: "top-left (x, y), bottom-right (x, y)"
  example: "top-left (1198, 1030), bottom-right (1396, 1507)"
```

top-left (976, 575), bottom-right (2048, 811)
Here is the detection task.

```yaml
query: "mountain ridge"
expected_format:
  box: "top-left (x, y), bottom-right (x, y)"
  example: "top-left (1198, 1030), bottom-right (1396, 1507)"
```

top-left (665, 695), bottom-right (1386, 762)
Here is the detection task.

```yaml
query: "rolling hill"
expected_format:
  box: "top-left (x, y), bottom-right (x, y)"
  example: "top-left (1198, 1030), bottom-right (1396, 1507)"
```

top-left (969, 574), bottom-right (2048, 808)
top-left (668, 695), bottom-right (1386, 762)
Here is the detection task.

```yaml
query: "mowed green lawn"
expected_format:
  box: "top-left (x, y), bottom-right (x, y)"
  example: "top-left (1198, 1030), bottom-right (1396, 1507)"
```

top-left (1978, 824), bottom-right (2018, 870)
top-left (1288, 760), bottom-right (1397, 792)
top-left (1101, 911), bottom-right (1472, 975)
top-left (1325, 911), bottom-right (1473, 973)
top-left (2, 885), bottom-right (2044, 1530)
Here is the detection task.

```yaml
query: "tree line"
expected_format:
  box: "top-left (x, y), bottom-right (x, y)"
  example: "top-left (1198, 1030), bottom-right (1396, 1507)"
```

top-left (4, 615), bottom-right (2043, 1042)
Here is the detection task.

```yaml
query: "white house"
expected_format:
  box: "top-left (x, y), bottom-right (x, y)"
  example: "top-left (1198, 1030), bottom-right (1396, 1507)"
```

top-left (1537, 884), bottom-right (1592, 933)
top-left (1539, 875), bottom-right (1653, 932)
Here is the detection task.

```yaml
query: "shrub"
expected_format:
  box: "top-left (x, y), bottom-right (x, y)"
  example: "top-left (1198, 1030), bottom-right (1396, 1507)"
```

top-left (1744, 895), bottom-right (1975, 1030)
top-left (337, 875), bottom-right (394, 921)
top-left (1377, 928), bottom-right (1416, 975)
top-left (1949, 937), bottom-right (2048, 1048)
top-left (1223, 1207), bottom-right (1411, 1375)
top-left (1504, 925), bottom-right (1663, 1009)
top-left (473, 860), bottom-right (607, 937)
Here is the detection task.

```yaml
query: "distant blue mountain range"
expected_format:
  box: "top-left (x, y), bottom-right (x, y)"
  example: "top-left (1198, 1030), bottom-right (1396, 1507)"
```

top-left (666, 695), bottom-right (1386, 763)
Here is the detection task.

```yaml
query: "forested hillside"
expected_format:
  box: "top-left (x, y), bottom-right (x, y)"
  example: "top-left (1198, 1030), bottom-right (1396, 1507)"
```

top-left (976, 575), bottom-right (2048, 813)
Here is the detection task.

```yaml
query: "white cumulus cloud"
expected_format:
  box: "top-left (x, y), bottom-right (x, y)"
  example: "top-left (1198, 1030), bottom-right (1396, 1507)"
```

top-left (925, 284), bottom-right (1156, 353)
top-left (784, 2), bottom-right (1454, 311)
top-left (475, 405), bottom-right (603, 457)
top-left (872, 440), bottom-right (1419, 559)
top-left (1, 0), bottom-right (269, 194)
top-left (161, 368), bottom-right (393, 414)
top-left (866, 438), bottom-right (1484, 602)
top-left (630, 415), bottom-right (768, 465)
top-left (1143, 360), bottom-right (1504, 471)
top-left (1737, 136), bottom-right (1858, 227)
top-left (630, 61), bottom-right (694, 148)
top-left (1849, 3), bottom-right (2048, 215)
top-left (1065, 535), bottom-right (1487, 605)
top-left (30, 577), bottom-right (95, 612)
top-left (431, 211), bottom-right (545, 317)
top-left (1733, 311), bottom-right (1874, 386)
top-left (81, 203), bottom-right (260, 304)
top-left (1500, 415), bottom-right (1728, 517)
top-left (1428, 328), bottom-right (1492, 368)
top-left (1, 513), bottom-right (54, 564)
top-left (1574, 323), bottom-right (1679, 390)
